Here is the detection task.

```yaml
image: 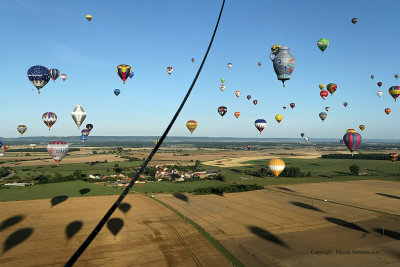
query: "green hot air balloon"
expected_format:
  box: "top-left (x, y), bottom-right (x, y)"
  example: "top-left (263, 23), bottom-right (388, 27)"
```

top-left (221, 78), bottom-right (225, 83)
top-left (317, 38), bottom-right (329, 53)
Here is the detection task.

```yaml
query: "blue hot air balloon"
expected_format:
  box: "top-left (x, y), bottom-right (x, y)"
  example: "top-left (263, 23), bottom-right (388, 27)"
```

top-left (80, 135), bottom-right (88, 143)
top-left (343, 131), bottom-right (362, 155)
top-left (49, 68), bottom-right (60, 82)
top-left (27, 65), bottom-right (51, 93)
top-left (114, 89), bottom-right (120, 96)
top-left (0, 140), bottom-right (2, 148)
top-left (129, 71), bottom-right (134, 78)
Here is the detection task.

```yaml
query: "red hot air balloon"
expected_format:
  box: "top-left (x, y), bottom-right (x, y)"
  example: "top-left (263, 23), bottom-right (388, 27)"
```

top-left (343, 130), bottom-right (362, 155)
top-left (253, 100), bottom-right (258, 105)
top-left (327, 83), bottom-right (337, 95)
top-left (385, 108), bottom-right (391, 115)
top-left (377, 82), bottom-right (382, 87)
top-left (290, 103), bottom-right (295, 109)
top-left (320, 90), bottom-right (328, 100)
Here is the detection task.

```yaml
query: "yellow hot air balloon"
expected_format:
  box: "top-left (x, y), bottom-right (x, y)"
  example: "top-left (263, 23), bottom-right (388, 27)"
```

top-left (359, 125), bottom-right (365, 131)
top-left (346, 129), bottom-right (357, 134)
top-left (319, 84), bottom-right (325, 90)
top-left (275, 114), bottom-right (283, 124)
top-left (268, 158), bottom-right (285, 178)
top-left (86, 14), bottom-right (93, 21)
top-left (186, 120), bottom-right (197, 134)
top-left (271, 44), bottom-right (282, 55)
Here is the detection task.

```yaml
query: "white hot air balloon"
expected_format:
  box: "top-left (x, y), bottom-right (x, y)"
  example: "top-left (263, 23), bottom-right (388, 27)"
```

top-left (235, 91), bottom-right (241, 98)
top-left (47, 141), bottom-right (69, 166)
top-left (71, 104), bottom-right (87, 129)
top-left (377, 91), bottom-right (383, 97)
top-left (61, 74), bottom-right (67, 81)
top-left (227, 63), bottom-right (232, 68)
top-left (219, 84), bottom-right (226, 92)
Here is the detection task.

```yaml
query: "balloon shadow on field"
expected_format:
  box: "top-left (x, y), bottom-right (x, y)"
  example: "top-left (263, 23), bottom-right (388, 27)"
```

top-left (107, 218), bottom-right (124, 237)
top-left (65, 221), bottom-right (83, 240)
top-left (247, 226), bottom-right (290, 249)
top-left (290, 201), bottom-right (324, 212)
top-left (375, 193), bottom-right (400, 200)
top-left (2, 228), bottom-right (34, 254)
top-left (325, 217), bottom-right (369, 233)
top-left (173, 193), bottom-right (189, 202)
top-left (118, 203), bottom-right (131, 214)
top-left (275, 186), bottom-right (296, 192)
top-left (0, 215), bottom-right (25, 232)
top-left (373, 228), bottom-right (400, 241)
top-left (79, 188), bottom-right (91, 195)
top-left (51, 195), bottom-right (68, 207)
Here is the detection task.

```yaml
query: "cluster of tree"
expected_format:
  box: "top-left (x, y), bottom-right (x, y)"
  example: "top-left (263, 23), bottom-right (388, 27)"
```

top-left (33, 170), bottom-right (88, 184)
top-left (349, 164), bottom-right (360, 175)
top-left (242, 167), bottom-right (311, 178)
top-left (0, 167), bottom-right (11, 178)
top-left (322, 154), bottom-right (392, 160)
top-left (192, 184), bottom-right (263, 195)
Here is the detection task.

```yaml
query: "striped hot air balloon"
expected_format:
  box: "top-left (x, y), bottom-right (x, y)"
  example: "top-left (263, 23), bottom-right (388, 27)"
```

top-left (385, 108), bottom-right (391, 115)
top-left (49, 68), bottom-right (60, 82)
top-left (343, 130), bottom-right (362, 155)
top-left (42, 112), bottom-right (57, 130)
top-left (186, 120), bottom-right (197, 134)
top-left (234, 112), bottom-right (240, 119)
top-left (388, 86), bottom-right (400, 102)
top-left (254, 119), bottom-right (266, 134)
top-left (389, 153), bottom-right (398, 163)
top-left (116, 64), bottom-right (132, 84)
top-left (268, 158), bottom-right (285, 178)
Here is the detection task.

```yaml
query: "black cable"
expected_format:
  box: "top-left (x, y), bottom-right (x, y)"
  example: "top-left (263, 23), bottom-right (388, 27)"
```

top-left (65, 1), bottom-right (225, 265)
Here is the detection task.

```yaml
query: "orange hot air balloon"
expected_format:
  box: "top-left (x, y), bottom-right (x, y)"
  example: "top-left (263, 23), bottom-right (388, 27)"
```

top-left (268, 158), bottom-right (285, 178)
top-left (275, 114), bottom-right (283, 123)
top-left (385, 108), bottom-right (391, 115)
top-left (235, 91), bottom-right (241, 98)
top-left (389, 153), bottom-right (398, 163)
top-left (186, 120), bottom-right (197, 134)
top-left (234, 112), bottom-right (240, 119)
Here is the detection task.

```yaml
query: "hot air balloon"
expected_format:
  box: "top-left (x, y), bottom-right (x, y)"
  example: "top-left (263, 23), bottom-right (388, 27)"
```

top-left (317, 38), bottom-right (329, 53)
top-left (271, 44), bottom-right (282, 55)
top-left (359, 125), bottom-right (365, 131)
top-left (71, 104), bottom-right (87, 129)
top-left (47, 141), bottom-right (69, 166)
top-left (234, 112), bottom-right (241, 119)
top-left (370, 75), bottom-right (374, 79)
top-left (219, 84), bottom-right (226, 92)
top-left (166, 66), bottom-right (173, 75)
top-left (247, 145), bottom-right (252, 150)
top-left (268, 158), bottom-right (285, 178)
top-left (346, 129), bottom-right (357, 134)
top-left (325, 107), bottom-right (330, 112)
top-left (319, 112), bottom-right (327, 122)
top-left (61, 74), bottom-right (67, 81)
top-left (377, 82), bottom-right (382, 87)
top-left (0, 140), bottom-right (2, 149)
top-left (49, 68), bottom-right (60, 82)
top-left (254, 119), bottom-right (266, 134)
top-left (388, 86), bottom-right (400, 101)
top-left (186, 120), bottom-right (197, 134)
top-left (30, 144), bottom-right (36, 149)
top-left (270, 46), bottom-right (295, 87)
top-left (290, 103), bottom-right (295, 109)
top-left (351, 18), bottom-right (358, 24)
top-left (17, 125), bottom-right (27, 135)
top-left (81, 129), bottom-right (89, 136)
top-left (343, 131), bottom-right (362, 155)
top-left (3, 145), bottom-right (9, 151)
top-left (27, 65), bottom-right (51, 94)
top-left (385, 108), bottom-right (391, 115)
top-left (377, 91), bottom-right (383, 97)
top-left (114, 89), bottom-right (120, 96)
top-left (129, 72), bottom-right (134, 78)
top-left (218, 106), bottom-right (227, 117)
top-left (80, 135), bottom-right (88, 143)
top-left (320, 90), bottom-right (328, 100)
top-left (305, 137), bottom-right (310, 142)
top-left (227, 63), bottom-right (232, 68)
top-left (42, 112), bottom-right (57, 130)
top-left (253, 100), bottom-right (258, 105)
top-left (115, 147), bottom-right (124, 157)
top-left (300, 133), bottom-right (304, 138)
top-left (395, 74), bottom-right (399, 79)
top-left (191, 58), bottom-right (195, 63)
top-left (117, 64), bottom-right (132, 84)
top-left (247, 95), bottom-right (251, 100)
top-left (86, 124), bottom-right (93, 132)
top-left (343, 102), bottom-right (348, 107)
top-left (258, 62), bottom-right (262, 67)
top-left (327, 83), bottom-right (337, 95)
top-left (221, 78), bottom-right (225, 83)
top-left (235, 91), bottom-right (241, 98)
top-left (275, 114), bottom-right (283, 124)
top-left (389, 153), bottom-right (398, 163)
top-left (283, 106), bottom-right (286, 110)
top-left (154, 139), bottom-right (159, 145)
top-left (319, 84), bottom-right (325, 90)
top-left (86, 14), bottom-right (92, 21)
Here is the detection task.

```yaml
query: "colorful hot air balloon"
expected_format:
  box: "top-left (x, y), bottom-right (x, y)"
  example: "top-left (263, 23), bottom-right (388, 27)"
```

top-left (221, 78), bottom-right (225, 83)
top-left (319, 84), bottom-right (325, 90)
top-left (219, 84), bottom-right (226, 92)
top-left (86, 124), bottom-right (93, 132)
top-left (319, 112), bottom-right (327, 122)
top-left (343, 131), bottom-right (362, 155)
top-left (275, 114), bottom-right (283, 124)
top-left (154, 139), bottom-right (159, 145)
top-left (359, 125), bottom-right (365, 131)
top-left (80, 135), bottom-right (88, 143)
top-left (377, 82), bottom-right (382, 87)
top-left (47, 141), bottom-right (69, 166)
top-left (290, 103), bottom-right (295, 109)
top-left (227, 63), bottom-right (232, 68)
top-left (268, 158), bottom-right (285, 178)
top-left (191, 58), bottom-right (195, 63)
top-left (234, 112), bottom-right (241, 119)
top-left (114, 89), bottom-right (120, 96)
top-left (320, 90), bottom-right (328, 100)
top-left (271, 44), bottom-right (282, 55)
top-left (186, 120), bottom-right (197, 134)
top-left (388, 86), bottom-right (400, 101)
top-left (3, 145), bottom-right (9, 151)
top-left (235, 91), bottom-right (241, 98)
top-left (385, 108), bottom-right (391, 115)
top-left (343, 102), bottom-right (348, 107)
top-left (71, 104), bottom-right (86, 129)
top-left (258, 62), bottom-right (262, 67)
top-left (247, 95), bottom-right (251, 100)
top-left (305, 137), bottom-right (310, 142)
top-left (327, 83), bottom-right (337, 95)
top-left (81, 129), bottom-right (89, 136)
top-left (49, 68), bottom-right (60, 82)
top-left (42, 112), bottom-right (57, 130)
top-left (129, 72), bottom-right (134, 78)
top-left (395, 74), bottom-right (399, 79)
top-left (0, 140), bottom-right (2, 149)
top-left (166, 66), bottom-right (173, 75)
top-left (283, 106), bottom-right (286, 110)
top-left (61, 74), bottom-right (67, 81)
top-left (317, 38), bottom-right (329, 53)
top-left (325, 107), bottom-right (330, 112)
top-left (389, 153), bottom-right (398, 163)
top-left (370, 75), bottom-right (375, 79)
top-left (346, 129), bottom-right (357, 134)
top-left (247, 145), bottom-right (252, 150)
top-left (117, 64), bottom-right (132, 84)
top-left (253, 100), bottom-right (258, 105)
top-left (218, 106), bottom-right (227, 117)
top-left (254, 119), bottom-right (266, 134)
top-left (351, 18), bottom-right (358, 24)
top-left (17, 125), bottom-right (27, 135)
top-left (86, 14), bottom-right (92, 21)
top-left (300, 133), bottom-right (304, 138)
top-left (115, 147), bottom-right (124, 157)
top-left (270, 46), bottom-right (295, 87)
top-left (377, 91), bottom-right (383, 97)
top-left (27, 65), bottom-right (51, 93)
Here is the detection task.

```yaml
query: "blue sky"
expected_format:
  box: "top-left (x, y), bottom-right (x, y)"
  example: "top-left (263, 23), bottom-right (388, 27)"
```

top-left (0, 0), bottom-right (399, 139)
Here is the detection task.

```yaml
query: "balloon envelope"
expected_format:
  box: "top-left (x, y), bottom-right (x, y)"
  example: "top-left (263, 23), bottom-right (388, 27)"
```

top-left (343, 132), bottom-right (362, 154)
top-left (320, 90), bottom-right (328, 100)
top-left (49, 68), bottom-right (60, 81)
top-left (47, 141), bottom-right (69, 164)
top-left (218, 106), bottom-right (227, 117)
top-left (253, 100), bottom-right (258, 105)
top-left (254, 119), bottom-right (266, 134)
top-left (319, 84), bottom-right (325, 90)
top-left (27, 65), bottom-right (51, 92)
top-left (317, 38), bottom-right (329, 52)
top-left (42, 112), bottom-right (57, 129)
top-left (166, 66), bottom-right (173, 75)
top-left (86, 14), bottom-right (92, 21)
top-left (17, 125), bottom-right (27, 135)
top-left (385, 108), bottom-right (391, 115)
top-left (71, 105), bottom-right (87, 129)
top-left (219, 84), bottom-right (225, 92)
top-left (86, 124), bottom-right (93, 131)
top-left (186, 120), bottom-right (197, 134)
top-left (359, 125), bottom-right (365, 131)
top-left (351, 18), bottom-right (358, 24)
top-left (290, 103), bottom-right (295, 109)
top-left (114, 89), bottom-right (120, 96)
top-left (117, 64), bottom-right (132, 84)
top-left (234, 112), bottom-right (240, 119)
top-left (269, 158), bottom-right (285, 178)
top-left (327, 83), bottom-right (337, 95)
top-left (235, 91), bottom-right (241, 98)
top-left (275, 114), bottom-right (283, 123)
top-left (377, 91), bottom-right (383, 97)
top-left (388, 86), bottom-right (400, 101)
top-left (319, 112), bottom-right (327, 121)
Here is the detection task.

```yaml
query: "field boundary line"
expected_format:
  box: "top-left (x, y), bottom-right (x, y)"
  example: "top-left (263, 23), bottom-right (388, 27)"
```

top-left (151, 196), bottom-right (244, 267)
